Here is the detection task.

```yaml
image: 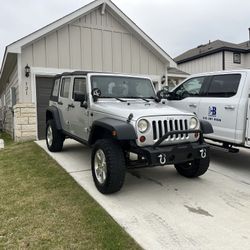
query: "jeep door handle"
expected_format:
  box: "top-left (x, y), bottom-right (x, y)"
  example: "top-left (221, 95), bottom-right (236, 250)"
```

top-left (224, 105), bottom-right (235, 110)
top-left (189, 103), bottom-right (197, 108)
top-left (58, 101), bottom-right (63, 105)
top-left (68, 104), bottom-right (75, 108)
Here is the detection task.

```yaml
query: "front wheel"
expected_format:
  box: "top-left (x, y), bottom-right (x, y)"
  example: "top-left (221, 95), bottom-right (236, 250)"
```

top-left (175, 157), bottom-right (209, 178)
top-left (91, 139), bottom-right (126, 194)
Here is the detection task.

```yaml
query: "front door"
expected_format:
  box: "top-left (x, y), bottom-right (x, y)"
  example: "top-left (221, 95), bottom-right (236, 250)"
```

top-left (167, 76), bottom-right (207, 116)
top-left (198, 74), bottom-right (242, 143)
top-left (69, 77), bottom-right (89, 140)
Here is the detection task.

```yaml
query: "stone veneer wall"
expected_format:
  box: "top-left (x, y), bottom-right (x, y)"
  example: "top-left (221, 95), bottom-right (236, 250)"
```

top-left (14, 103), bottom-right (37, 141)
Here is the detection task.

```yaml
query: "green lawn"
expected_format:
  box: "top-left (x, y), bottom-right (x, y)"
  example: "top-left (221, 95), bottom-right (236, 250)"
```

top-left (0, 133), bottom-right (141, 249)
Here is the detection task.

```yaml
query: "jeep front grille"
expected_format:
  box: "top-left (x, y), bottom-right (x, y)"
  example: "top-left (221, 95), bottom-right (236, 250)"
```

top-left (152, 118), bottom-right (189, 141)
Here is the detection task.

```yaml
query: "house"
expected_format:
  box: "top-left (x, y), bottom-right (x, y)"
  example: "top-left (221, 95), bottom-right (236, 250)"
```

top-left (0, 0), bottom-right (183, 141)
top-left (175, 30), bottom-right (250, 74)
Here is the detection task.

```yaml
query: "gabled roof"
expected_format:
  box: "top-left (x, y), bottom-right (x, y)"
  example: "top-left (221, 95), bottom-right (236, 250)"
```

top-left (0, 0), bottom-right (176, 81)
top-left (175, 39), bottom-right (250, 64)
top-left (167, 67), bottom-right (189, 76)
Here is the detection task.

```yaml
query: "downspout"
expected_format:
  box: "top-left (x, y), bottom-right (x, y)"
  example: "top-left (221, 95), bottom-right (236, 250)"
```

top-left (222, 50), bottom-right (225, 70)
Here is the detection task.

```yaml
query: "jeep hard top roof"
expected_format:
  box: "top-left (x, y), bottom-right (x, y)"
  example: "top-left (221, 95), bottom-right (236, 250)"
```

top-left (54, 71), bottom-right (152, 79)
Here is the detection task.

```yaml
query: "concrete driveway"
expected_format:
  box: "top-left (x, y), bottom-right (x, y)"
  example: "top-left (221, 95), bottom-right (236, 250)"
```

top-left (36, 140), bottom-right (250, 250)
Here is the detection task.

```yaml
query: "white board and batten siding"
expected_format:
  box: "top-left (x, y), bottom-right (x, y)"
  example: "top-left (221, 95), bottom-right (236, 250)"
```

top-left (178, 52), bottom-right (223, 75)
top-left (21, 6), bottom-right (166, 102)
top-left (0, 65), bottom-right (18, 134)
top-left (224, 51), bottom-right (250, 70)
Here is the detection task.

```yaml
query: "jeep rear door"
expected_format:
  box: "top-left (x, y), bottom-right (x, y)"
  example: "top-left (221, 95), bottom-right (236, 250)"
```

top-left (167, 76), bottom-right (208, 115)
top-left (58, 77), bottom-right (72, 132)
top-left (198, 74), bottom-right (242, 143)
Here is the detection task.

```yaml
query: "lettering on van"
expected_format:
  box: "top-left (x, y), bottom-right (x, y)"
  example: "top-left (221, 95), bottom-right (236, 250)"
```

top-left (202, 106), bottom-right (221, 122)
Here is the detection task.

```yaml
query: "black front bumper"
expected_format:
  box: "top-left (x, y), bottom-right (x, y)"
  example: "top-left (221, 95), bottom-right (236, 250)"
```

top-left (130, 129), bottom-right (210, 167)
top-left (139, 142), bottom-right (209, 167)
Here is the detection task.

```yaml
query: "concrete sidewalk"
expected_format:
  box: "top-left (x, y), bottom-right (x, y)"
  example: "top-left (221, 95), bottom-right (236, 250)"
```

top-left (36, 140), bottom-right (250, 250)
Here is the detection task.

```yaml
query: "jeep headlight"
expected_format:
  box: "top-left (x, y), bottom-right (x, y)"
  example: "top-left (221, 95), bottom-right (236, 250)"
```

top-left (138, 119), bottom-right (149, 133)
top-left (189, 117), bottom-right (199, 129)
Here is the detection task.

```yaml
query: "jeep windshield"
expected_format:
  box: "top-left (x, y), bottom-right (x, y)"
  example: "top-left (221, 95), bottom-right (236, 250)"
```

top-left (91, 75), bottom-right (156, 99)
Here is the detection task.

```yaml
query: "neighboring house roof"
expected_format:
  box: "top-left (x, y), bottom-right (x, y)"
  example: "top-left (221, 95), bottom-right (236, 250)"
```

top-left (167, 67), bottom-right (189, 76)
top-left (175, 39), bottom-right (250, 64)
top-left (0, 0), bottom-right (176, 84)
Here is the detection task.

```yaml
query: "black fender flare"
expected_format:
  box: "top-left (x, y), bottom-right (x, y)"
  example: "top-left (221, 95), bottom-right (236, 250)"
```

top-left (89, 118), bottom-right (137, 145)
top-left (200, 120), bottom-right (213, 134)
top-left (46, 106), bottom-right (62, 130)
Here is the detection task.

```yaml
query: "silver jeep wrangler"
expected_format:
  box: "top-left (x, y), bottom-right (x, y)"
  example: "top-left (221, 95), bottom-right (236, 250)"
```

top-left (46, 71), bottom-right (213, 194)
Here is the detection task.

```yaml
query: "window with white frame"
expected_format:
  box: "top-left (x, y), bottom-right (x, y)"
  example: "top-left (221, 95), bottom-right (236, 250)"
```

top-left (233, 52), bottom-right (241, 64)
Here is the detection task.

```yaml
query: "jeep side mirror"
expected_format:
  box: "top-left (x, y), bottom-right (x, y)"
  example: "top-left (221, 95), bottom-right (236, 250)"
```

top-left (157, 87), bottom-right (170, 100)
top-left (91, 88), bottom-right (102, 102)
top-left (74, 93), bottom-right (86, 102)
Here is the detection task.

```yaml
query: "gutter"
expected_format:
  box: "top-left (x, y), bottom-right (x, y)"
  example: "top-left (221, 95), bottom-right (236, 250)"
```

top-left (176, 47), bottom-right (248, 64)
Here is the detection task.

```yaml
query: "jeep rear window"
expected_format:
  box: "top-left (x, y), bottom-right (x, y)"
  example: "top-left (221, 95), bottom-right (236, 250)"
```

top-left (52, 79), bottom-right (60, 97)
top-left (206, 74), bottom-right (241, 97)
top-left (91, 76), bottom-right (156, 98)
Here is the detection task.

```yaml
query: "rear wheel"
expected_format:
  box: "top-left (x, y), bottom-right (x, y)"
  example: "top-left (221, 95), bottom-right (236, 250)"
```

top-left (175, 158), bottom-right (209, 178)
top-left (46, 119), bottom-right (64, 152)
top-left (91, 139), bottom-right (126, 194)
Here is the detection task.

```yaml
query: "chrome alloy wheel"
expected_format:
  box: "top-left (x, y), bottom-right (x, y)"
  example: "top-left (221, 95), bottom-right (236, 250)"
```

top-left (47, 125), bottom-right (53, 147)
top-left (94, 149), bottom-right (107, 184)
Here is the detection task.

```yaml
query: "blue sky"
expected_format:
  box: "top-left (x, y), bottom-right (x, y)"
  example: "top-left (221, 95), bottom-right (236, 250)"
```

top-left (0, 0), bottom-right (250, 64)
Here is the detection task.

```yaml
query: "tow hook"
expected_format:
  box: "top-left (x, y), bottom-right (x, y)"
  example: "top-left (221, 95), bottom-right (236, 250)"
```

top-left (200, 148), bottom-right (207, 159)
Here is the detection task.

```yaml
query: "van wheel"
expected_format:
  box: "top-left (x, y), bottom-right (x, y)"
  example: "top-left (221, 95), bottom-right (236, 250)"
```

top-left (175, 158), bottom-right (209, 178)
top-left (46, 120), bottom-right (64, 152)
top-left (91, 139), bottom-right (126, 194)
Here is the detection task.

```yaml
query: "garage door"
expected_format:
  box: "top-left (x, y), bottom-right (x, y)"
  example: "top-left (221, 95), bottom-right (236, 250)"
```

top-left (36, 77), bottom-right (54, 139)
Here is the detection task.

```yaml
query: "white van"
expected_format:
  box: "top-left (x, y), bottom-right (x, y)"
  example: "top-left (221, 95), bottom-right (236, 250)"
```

top-left (166, 70), bottom-right (250, 151)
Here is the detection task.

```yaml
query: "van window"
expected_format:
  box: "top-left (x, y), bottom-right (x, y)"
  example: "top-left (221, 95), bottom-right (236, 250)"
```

top-left (206, 74), bottom-right (241, 97)
top-left (60, 78), bottom-right (71, 98)
top-left (174, 77), bottom-right (205, 99)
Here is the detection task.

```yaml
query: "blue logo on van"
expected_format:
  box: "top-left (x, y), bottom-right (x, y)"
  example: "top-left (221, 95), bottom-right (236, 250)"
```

top-left (208, 106), bottom-right (216, 117)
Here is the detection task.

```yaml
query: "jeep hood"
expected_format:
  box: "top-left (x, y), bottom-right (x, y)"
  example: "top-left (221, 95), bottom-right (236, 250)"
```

top-left (92, 101), bottom-right (193, 121)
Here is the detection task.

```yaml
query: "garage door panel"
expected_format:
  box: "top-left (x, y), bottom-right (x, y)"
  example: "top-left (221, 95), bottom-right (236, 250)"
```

top-left (36, 77), bottom-right (54, 139)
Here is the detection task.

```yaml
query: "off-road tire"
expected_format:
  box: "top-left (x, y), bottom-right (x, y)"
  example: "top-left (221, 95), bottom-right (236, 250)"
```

top-left (175, 157), bottom-right (209, 178)
top-left (91, 139), bottom-right (126, 194)
top-left (46, 119), bottom-right (64, 152)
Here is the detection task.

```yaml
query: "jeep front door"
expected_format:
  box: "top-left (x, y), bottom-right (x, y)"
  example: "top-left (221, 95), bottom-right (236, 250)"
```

top-left (198, 74), bottom-right (242, 143)
top-left (167, 76), bottom-right (207, 116)
top-left (58, 77), bottom-right (72, 132)
top-left (70, 77), bottom-right (89, 140)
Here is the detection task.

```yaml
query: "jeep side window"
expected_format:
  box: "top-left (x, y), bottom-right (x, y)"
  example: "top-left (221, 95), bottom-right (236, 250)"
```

top-left (206, 74), bottom-right (241, 97)
top-left (60, 78), bottom-right (71, 98)
top-left (52, 79), bottom-right (60, 97)
top-left (173, 77), bottom-right (205, 99)
top-left (72, 78), bottom-right (86, 98)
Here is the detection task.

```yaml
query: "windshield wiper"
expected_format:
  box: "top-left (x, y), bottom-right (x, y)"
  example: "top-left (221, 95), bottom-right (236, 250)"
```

top-left (115, 98), bottom-right (127, 102)
top-left (125, 96), bottom-right (150, 102)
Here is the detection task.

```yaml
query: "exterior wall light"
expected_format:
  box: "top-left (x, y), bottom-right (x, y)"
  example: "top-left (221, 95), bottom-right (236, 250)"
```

top-left (161, 75), bottom-right (166, 84)
top-left (25, 64), bottom-right (31, 78)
